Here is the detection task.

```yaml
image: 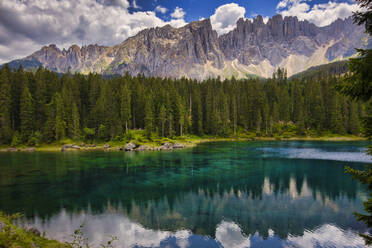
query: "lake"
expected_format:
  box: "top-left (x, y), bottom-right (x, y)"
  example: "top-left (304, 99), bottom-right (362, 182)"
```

top-left (0, 141), bottom-right (371, 248)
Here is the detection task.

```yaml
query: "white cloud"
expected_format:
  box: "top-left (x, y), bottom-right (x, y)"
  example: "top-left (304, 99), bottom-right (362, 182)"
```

top-left (0, 0), bottom-right (187, 63)
top-left (288, 224), bottom-right (365, 248)
top-left (171, 6), bottom-right (185, 19)
top-left (210, 3), bottom-right (246, 35)
top-left (155, 5), bottom-right (167, 14)
top-left (168, 18), bottom-right (188, 28)
top-left (277, 0), bottom-right (360, 26)
top-left (132, 0), bottom-right (140, 9)
top-left (215, 221), bottom-right (251, 248)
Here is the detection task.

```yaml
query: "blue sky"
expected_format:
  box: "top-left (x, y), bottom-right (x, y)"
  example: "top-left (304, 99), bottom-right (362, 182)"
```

top-left (128, 0), bottom-right (356, 23)
top-left (0, 0), bottom-right (360, 63)
top-left (128, 0), bottom-right (282, 21)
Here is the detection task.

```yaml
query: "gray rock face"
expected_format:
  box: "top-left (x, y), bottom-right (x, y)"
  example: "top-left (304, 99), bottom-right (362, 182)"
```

top-left (5, 15), bottom-right (370, 78)
top-left (218, 15), bottom-right (366, 68)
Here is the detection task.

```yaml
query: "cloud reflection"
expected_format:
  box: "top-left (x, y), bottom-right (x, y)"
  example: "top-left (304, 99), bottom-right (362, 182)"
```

top-left (24, 211), bottom-right (366, 248)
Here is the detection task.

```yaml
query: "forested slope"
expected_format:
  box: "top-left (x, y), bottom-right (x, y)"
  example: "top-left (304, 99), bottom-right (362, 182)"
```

top-left (0, 65), bottom-right (366, 146)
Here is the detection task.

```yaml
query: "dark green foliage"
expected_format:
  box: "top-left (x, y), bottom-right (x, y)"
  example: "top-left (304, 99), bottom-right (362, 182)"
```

top-left (20, 85), bottom-right (34, 142)
top-left (290, 60), bottom-right (349, 80)
top-left (0, 66), bottom-right (365, 145)
top-left (345, 148), bottom-right (372, 245)
top-left (144, 98), bottom-right (154, 139)
top-left (72, 103), bottom-right (80, 140)
top-left (120, 83), bottom-right (131, 133)
top-left (338, 49), bottom-right (372, 102)
top-left (336, 0), bottom-right (372, 245)
top-left (55, 93), bottom-right (66, 141)
top-left (0, 65), bottom-right (12, 143)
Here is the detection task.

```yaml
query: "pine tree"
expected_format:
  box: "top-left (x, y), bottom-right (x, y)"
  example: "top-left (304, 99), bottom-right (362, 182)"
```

top-left (159, 105), bottom-right (167, 137)
top-left (11, 66), bottom-right (27, 131)
top-left (0, 66), bottom-right (12, 143)
top-left (349, 101), bottom-right (361, 135)
top-left (120, 84), bottom-right (131, 133)
top-left (231, 96), bottom-right (238, 135)
top-left (20, 86), bottom-right (34, 142)
top-left (72, 103), bottom-right (80, 140)
top-left (55, 93), bottom-right (66, 141)
top-left (34, 66), bottom-right (47, 132)
top-left (43, 98), bottom-right (56, 143)
top-left (262, 99), bottom-right (270, 136)
top-left (144, 99), bottom-right (153, 139)
top-left (329, 94), bottom-right (345, 134)
top-left (338, 0), bottom-right (372, 245)
top-left (220, 93), bottom-right (230, 136)
top-left (256, 111), bottom-right (262, 135)
top-left (192, 90), bottom-right (203, 135)
top-left (176, 97), bottom-right (185, 136)
top-left (168, 113), bottom-right (173, 138)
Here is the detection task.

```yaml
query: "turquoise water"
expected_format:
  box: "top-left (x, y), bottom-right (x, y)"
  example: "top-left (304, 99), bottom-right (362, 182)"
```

top-left (0, 141), bottom-right (371, 248)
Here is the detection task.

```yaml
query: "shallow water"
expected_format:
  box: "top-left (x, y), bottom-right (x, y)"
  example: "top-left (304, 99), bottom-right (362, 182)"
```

top-left (0, 141), bottom-right (371, 248)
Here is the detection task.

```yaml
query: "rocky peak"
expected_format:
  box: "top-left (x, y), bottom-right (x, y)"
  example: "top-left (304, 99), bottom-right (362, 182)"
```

top-left (6, 15), bottom-right (368, 79)
top-left (45, 44), bottom-right (59, 50)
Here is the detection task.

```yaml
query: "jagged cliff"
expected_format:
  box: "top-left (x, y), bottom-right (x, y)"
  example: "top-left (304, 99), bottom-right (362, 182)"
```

top-left (4, 15), bottom-right (371, 79)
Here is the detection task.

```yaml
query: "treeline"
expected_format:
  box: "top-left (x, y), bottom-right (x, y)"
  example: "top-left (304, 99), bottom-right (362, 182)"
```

top-left (0, 65), bottom-right (367, 145)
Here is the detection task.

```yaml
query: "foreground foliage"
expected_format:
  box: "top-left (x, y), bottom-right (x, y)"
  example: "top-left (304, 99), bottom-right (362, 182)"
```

top-left (338, 0), bottom-right (372, 245)
top-left (0, 212), bottom-right (68, 248)
top-left (0, 212), bottom-right (118, 248)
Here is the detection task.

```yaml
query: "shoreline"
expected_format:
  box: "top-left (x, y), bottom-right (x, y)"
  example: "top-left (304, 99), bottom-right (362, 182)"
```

top-left (0, 135), bottom-right (368, 153)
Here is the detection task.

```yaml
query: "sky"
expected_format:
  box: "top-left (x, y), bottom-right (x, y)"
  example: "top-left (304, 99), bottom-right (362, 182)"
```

top-left (0, 0), bottom-right (361, 64)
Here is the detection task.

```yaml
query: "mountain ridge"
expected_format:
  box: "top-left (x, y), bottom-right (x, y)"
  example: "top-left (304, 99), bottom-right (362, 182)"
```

top-left (3, 15), bottom-right (371, 79)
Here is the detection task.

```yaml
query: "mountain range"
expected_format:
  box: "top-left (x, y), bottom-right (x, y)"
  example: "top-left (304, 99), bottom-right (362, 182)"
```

top-left (4, 14), bottom-right (371, 79)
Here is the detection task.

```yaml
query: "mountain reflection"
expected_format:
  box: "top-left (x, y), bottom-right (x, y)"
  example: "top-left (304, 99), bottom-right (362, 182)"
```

top-left (0, 141), bottom-right (369, 244)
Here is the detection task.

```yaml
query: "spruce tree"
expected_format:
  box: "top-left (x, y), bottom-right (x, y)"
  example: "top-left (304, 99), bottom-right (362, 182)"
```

top-left (159, 105), bottom-right (167, 137)
top-left (120, 84), bottom-right (131, 133)
top-left (55, 93), bottom-right (66, 141)
top-left (192, 90), bottom-right (203, 135)
top-left (20, 86), bottom-right (34, 142)
top-left (144, 99), bottom-right (153, 139)
top-left (337, 0), bottom-right (372, 244)
top-left (72, 103), bottom-right (81, 140)
top-left (0, 66), bottom-right (12, 144)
